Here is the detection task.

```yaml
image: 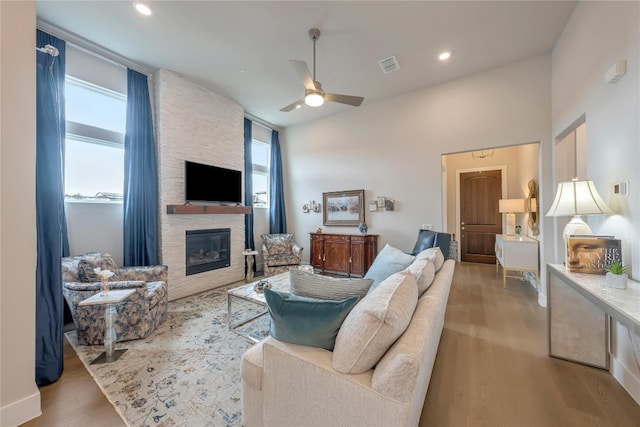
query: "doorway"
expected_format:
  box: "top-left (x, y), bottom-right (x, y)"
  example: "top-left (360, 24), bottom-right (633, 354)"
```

top-left (442, 143), bottom-right (540, 263)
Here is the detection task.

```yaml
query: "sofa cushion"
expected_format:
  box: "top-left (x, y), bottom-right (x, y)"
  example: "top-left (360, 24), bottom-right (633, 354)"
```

top-left (263, 253), bottom-right (300, 267)
top-left (405, 258), bottom-right (436, 296)
top-left (415, 247), bottom-right (445, 272)
top-left (332, 270), bottom-right (418, 374)
top-left (289, 269), bottom-right (373, 301)
top-left (264, 289), bottom-right (359, 351)
top-left (364, 244), bottom-right (416, 288)
top-left (77, 254), bottom-right (119, 282)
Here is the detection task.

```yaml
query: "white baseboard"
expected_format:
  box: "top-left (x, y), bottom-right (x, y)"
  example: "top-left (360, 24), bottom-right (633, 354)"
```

top-left (611, 354), bottom-right (640, 405)
top-left (0, 388), bottom-right (41, 427)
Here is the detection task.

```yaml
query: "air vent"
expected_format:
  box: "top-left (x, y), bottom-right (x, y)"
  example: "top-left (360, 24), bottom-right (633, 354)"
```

top-left (378, 56), bottom-right (400, 74)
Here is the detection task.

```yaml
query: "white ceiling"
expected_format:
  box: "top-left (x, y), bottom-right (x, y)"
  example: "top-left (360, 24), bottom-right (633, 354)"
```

top-left (36, 1), bottom-right (577, 129)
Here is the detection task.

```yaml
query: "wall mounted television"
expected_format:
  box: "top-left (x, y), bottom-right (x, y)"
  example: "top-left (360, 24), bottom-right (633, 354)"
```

top-left (184, 160), bottom-right (242, 204)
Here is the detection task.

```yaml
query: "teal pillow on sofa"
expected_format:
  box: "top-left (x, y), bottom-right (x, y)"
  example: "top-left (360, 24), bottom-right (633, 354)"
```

top-left (364, 244), bottom-right (416, 288)
top-left (264, 289), bottom-right (359, 351)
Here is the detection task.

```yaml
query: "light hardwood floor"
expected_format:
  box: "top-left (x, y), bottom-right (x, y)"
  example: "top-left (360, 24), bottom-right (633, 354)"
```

top-left (24, 262), bottom-right (640, 426)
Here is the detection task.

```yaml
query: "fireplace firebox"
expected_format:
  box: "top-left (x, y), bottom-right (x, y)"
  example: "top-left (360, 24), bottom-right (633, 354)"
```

top-left (185, 228), bottom-right (230, 275)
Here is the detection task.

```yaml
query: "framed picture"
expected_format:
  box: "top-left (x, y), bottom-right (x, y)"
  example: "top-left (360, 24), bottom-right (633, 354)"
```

top-left (323, 189), bottom-right (365, 226)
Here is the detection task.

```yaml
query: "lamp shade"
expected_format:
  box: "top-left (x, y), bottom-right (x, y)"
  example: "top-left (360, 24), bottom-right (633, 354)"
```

top-left (545, 179), bottom-right (613, 217)
top-left (498, 199), bottom-right (525, 213)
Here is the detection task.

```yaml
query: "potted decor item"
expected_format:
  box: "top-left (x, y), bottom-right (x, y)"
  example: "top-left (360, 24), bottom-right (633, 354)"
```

top-left (605, 261), bottom-right (628, 289)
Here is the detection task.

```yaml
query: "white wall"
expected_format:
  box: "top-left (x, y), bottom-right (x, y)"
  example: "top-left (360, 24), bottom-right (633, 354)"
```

top-left (283, 54), bottom-right (553, 282)
top-left (551, 0), bottom-right (640, 404)
top-left (0, 1), bottom-right (41, 425)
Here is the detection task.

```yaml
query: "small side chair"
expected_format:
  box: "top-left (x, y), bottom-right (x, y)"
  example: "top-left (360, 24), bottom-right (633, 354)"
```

top-left (261, 234), bottom-right (303, 277)
top-left (61, 252), bottom-right (168, 345)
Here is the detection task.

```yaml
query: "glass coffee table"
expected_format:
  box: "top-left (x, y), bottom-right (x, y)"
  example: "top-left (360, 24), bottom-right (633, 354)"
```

top-left (227, 272), bottom-right (289, 343)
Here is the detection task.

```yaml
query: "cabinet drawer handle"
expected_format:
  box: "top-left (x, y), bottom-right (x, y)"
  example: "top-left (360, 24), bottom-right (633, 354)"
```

top-left (323, 255), bottom-right (326, 262)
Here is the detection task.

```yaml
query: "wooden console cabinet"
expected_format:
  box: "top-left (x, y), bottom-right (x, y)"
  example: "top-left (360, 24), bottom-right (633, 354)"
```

top-left (309, 233), bottom-right (378, 277)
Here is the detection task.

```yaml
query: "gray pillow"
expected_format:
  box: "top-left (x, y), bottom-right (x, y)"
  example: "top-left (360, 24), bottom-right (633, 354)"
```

top-left (364, 244), bottom-right (416, 288)
top-left (289, 269), bottom-right (373, 301)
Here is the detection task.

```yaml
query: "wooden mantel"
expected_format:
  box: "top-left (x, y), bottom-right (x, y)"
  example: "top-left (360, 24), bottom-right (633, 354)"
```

top-left (166, 204), bottom-right (251, 215)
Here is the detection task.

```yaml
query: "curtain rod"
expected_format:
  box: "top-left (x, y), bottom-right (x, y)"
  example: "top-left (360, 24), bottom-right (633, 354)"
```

top-left (37, 20), bottom-right (153, 77)
top-left (244, 112), bottom-right (281, 132)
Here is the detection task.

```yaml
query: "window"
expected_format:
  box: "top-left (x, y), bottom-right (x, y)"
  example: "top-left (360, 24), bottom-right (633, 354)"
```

top-left (64, 76), bottom-right (126, 201)
top-left (252, 139), bottom-right (270, 208)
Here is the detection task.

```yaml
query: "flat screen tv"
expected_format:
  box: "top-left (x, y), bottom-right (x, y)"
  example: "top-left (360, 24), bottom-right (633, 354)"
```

top-left (185, 161), bottom-right (242, 204)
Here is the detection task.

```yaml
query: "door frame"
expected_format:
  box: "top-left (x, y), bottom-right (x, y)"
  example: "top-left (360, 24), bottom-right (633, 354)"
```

top-left (455, 165), bottom-right (507, 261)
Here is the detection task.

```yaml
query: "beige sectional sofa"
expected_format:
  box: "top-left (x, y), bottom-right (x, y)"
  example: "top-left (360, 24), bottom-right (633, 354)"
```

top-left (241, 249), bottom-right (455, 427)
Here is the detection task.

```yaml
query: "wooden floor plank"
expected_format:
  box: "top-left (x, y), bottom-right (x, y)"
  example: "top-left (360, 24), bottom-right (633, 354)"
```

top-left (420, 262), bottom-right (640, 427)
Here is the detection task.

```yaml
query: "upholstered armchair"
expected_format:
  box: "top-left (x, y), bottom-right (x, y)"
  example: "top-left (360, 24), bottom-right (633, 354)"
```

top-left (61, 252), bottom-right (169, 345)
top-left (261, 234), bottom-right (303, 277)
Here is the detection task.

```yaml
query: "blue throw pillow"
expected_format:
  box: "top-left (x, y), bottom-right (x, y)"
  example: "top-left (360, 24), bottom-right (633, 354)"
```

top-left (264, 289), bottom-right (359, 351)
top-left (364, 243), bottom-right (416, 288)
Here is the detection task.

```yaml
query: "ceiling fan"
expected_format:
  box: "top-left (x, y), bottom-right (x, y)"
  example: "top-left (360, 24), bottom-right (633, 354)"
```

top-left (280, 28), bottom-right (365, 112)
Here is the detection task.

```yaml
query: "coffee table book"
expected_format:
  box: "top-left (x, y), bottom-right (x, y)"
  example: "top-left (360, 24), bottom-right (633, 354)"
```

top-left (567, 235), bottom-right (621, 275)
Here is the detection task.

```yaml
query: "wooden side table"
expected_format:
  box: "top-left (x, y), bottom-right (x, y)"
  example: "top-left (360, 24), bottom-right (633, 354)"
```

top-left (79, 288), bottom-right (136, 364)
top-left (243, 249), bottom-right (259, 282)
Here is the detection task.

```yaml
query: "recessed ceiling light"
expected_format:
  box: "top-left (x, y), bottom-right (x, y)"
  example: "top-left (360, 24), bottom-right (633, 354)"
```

top-left (438, 51), bottom-right (451, 61)
top-left (133, 1), bottom-right (153, 16)
top-left (239, 68), bottom-right (247, 74)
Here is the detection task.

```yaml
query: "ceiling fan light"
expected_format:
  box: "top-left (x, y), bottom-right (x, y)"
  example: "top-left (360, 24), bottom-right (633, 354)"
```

top-left (305, 92), bottom-right (324, 107)
top-left (133, 1), bottom-right (153, 16)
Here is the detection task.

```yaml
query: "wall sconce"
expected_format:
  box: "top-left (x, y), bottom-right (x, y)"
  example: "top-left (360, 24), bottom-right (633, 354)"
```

top-left (545, 178), bottom-right (613, 267)
top-left (303, 200), bottom-right (321, 213)
top-left (499, 198), bottom-right (525, 235)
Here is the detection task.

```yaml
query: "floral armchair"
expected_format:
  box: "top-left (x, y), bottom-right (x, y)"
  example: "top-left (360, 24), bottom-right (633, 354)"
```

top-left (61, 252), bottom-right (168, 345)
top-left (261, 234), bottom-right (303, 277)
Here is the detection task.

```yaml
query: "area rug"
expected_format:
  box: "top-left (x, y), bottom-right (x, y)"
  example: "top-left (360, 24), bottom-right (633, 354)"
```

top-left (66, 283), bottom-right (270, 427)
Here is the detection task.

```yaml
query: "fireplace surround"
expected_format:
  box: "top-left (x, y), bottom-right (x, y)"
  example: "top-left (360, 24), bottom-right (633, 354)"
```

top-left (185, 228), bottom-right (231, 275)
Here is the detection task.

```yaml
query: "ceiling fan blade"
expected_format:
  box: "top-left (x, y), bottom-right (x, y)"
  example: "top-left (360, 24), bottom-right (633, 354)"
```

top-left (325, 93), bottom-right (364, 107)
top-left (290, 60), bottom-right (316, 91)
top-left (280, 98), bottom-right (305, 112)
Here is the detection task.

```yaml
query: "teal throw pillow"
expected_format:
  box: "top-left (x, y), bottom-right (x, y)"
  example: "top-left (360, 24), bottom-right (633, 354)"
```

top-left (364, 243), bottom-right (416, 288)
top-left (264, 289), bottom-right (359, 351)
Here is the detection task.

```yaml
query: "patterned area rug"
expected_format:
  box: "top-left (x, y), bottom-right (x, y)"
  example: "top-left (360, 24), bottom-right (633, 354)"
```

top-left (66, 283), bottom-right (270, 427)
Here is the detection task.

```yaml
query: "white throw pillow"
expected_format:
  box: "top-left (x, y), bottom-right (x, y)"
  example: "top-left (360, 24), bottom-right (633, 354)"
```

top-left (405, 258), bottom-right (436, 296)
top-left (332, 270), bottom-right (418, 374)
top-left (415, 247), bottom-right (445, 272)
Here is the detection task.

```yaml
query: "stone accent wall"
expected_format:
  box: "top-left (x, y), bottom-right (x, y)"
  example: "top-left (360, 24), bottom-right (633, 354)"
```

top-left (154, 69), bottom-right (245, 301)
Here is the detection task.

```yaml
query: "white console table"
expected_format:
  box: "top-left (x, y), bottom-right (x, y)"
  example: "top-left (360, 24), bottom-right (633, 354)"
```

top-left (547, 264), bottom-right (640, 370)
top-left (495, 234), bottom-right (539, 290)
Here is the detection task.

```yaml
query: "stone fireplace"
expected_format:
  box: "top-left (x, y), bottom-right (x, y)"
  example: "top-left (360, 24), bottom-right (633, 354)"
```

top-left (154, 68), bottom-right (245, 301)
top-left (185, 228), bottom-right (230, 275)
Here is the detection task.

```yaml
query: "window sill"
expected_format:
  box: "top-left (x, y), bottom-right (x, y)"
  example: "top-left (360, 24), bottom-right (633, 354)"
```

top-left (65, 199), bottom-right (123, 205)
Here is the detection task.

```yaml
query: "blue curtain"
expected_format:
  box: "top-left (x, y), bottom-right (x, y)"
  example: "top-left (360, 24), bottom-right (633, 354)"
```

top-left (269, 130), bottom-right (287, 233)
top-left (35, 30), bottom-right (67, 385)
top-left (244, 119), bottom-right (256, 275)
top-left (123, 69), bottom-right (159, 266)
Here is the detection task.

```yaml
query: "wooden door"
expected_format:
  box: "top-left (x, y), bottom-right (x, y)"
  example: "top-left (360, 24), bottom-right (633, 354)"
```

top-left (460, 170), bottom-right (502, 264)
top-left (323, 235), bottom-right (350, 273)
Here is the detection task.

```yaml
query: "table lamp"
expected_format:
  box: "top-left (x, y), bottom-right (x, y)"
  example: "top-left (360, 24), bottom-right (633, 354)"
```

top-left (545, 178), bottom-right (613, 266)
top-left (499, 198), bottom-right (525, 235)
